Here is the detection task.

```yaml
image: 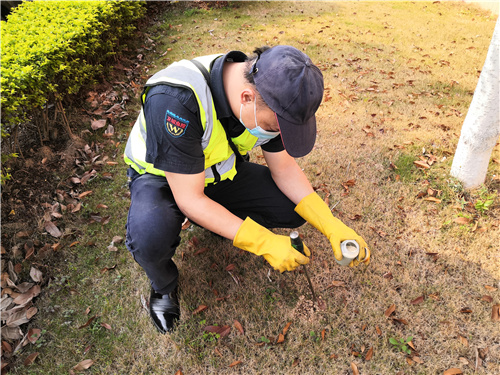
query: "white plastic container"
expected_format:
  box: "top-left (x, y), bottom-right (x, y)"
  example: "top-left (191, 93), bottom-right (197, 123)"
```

top-left (336, 240), bottom-right (360, 266)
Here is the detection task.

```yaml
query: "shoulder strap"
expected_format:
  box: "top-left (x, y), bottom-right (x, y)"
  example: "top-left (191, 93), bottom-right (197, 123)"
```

top-left (190, 59), bottom-right (211, 85)
top-left (190, 59), bottom-right (245, 163)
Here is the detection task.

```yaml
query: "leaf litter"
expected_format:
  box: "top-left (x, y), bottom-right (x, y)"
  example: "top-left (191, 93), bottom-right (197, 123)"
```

top-left (0, 42), bottom-right (140, 370)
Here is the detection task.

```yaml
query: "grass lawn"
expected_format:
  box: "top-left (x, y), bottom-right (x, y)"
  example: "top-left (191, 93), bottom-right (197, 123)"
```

top-left (2, 1), bottom-right (499, 374)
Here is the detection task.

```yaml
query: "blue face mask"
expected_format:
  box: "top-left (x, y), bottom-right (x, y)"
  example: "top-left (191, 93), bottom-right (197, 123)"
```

top-left (240, 100), bottom-right (280, 140)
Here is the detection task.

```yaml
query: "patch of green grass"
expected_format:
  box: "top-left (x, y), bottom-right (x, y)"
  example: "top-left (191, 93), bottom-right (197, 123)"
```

top-left (389, 335), bottom-right (413, 355)
top-left (474, 185), bottom-right (497, 214)
top-left (391, 152), bottom-right (420, 182)
top-left (182, 7), bottom-right (206, 17)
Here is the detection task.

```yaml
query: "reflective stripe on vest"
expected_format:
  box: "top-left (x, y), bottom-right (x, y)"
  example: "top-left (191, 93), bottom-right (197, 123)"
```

top-left (123, 54), bottom-right (271, 186)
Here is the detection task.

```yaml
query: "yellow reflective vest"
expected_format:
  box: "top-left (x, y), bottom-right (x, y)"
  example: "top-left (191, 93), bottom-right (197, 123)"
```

top-left (124, 54), bottom-right (270, 186)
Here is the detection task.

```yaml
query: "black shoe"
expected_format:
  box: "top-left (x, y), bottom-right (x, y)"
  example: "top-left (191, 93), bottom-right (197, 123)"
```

top-left (149, 287), bottom-right (180, 334)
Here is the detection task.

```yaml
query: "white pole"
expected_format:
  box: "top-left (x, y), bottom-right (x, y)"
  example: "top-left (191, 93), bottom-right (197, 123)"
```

top-left (450, 18), bottom-right (500, 189)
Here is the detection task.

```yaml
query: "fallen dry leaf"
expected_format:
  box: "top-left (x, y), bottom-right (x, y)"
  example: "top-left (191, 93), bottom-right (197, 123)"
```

top-left (194, 247), bottom-right (210, 256)
top-left (204, 325), bottom-right (231, 337)
top-left (443, 368), bottom-right (463, 375)
top-left (189, 236), bottom-right (200, 247)
top-left (181, 219), bottom-right (191, 230)
top-left (78, 316), bottom-right (96, 329)
top-left (481, 295), bottom-right (493, 303)
top-left (78, 191), bottom-right (93, 199)
top-left (111, 236), bottom-right (123, 244)
top-left (458, 335), bottom-right (468, 346)
top-left (392, 317), bottom-right (409, 325)
top-left (342, 179), bottom-right (357, 189)
top-left (23, 352), bottom-right (39, 366)
top-left (349, 214), bottom-right (363, 221)
top-left (2, 326), bottom-right (23, 340)
top-left (229, 360), bottom-right (242, 368)
top-left (376, 326), bottom-right (382, 335)
top-left (492, 304), bottom-right (500, 322)
top-left (72, 359), bottom-right (94, 372)
top-left (411, 296), bottom-right (425, 305)
top-left (100, 264), bottom-right (116, 274)
top-left (27, 328), bottom-right (42, 345)
top-left (100, 323), bottom-right (112, 330)
top-left (44, 221), bottom-right (62, 238)
top-left (2, 341), bottom-right (12, 354)
top-left (292, 358), bottom-right (300, 367)
top-left (276, 333), bottom-right (285, 344)
top-left (15, 231), bottom-right (30, 238)
top-left (192, 305), bottom-right (208, 315)
top-left (174, 370), bottom-right (184, 375)
top-left (233, 320), bottom-right (244, 335)
top-left (485, 285), bottom-right (498, 291)
top-left (351, 361), bottom-right (360, 375)
top-left (225, 264), bottom-right (236, 272)
top-left (282, 322), bottom-right (292, 336)
top-left (383, 272), bottom-right (393, 279)
top-left (385, 304), bottom-right (396, 317)
top-left (13, 285), bottom-right (41, 305)
top-left (458, 357), bottom-right (469, 365)
top-left (362, 127), bottom-right (374, 136)
top-left (423, 197), bottom-right (441, 203)
top-left (365, 347), bottom-right (374, 361)
top-left (100, 215), bottom-right (111, 225)
top-left (29, 267), bottom-right (43, 283)
top-left (91, 119), bottom-right (106, 130)
top-left (414, 160), bottom-right (430, 169)
top-left (329, 280), bottom-right (346, 288)
top-left (454, 217), bottom-right (472, 225)
top-left (6, 307), bottom-right (32, 327)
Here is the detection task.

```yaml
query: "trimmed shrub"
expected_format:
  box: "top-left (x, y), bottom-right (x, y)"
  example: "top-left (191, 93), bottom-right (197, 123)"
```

top-left (0, 0), bottom-right (145, 181)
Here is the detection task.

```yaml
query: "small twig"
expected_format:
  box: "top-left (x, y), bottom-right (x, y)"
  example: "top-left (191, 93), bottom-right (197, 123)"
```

top-left (36, 121), bottom-right (44, 146)
top-left (227, 270), bottom-right (240, 285)
top-left (14, 126), bottom-right (24, 159)
top-left (56, 99), bottom-right (75, 139)
top-left (266, 269), bottom-right (273, 283)
top-left (330, 200), bottom-right (341, 211)
top-left (345, 161), bottom-right (351, 178)
top-left (140, 294), bottom-right (149, 312)
top-left (43, 105), bottom-right (50, 141)
top-left (475, 347), bottom-right (481, 372)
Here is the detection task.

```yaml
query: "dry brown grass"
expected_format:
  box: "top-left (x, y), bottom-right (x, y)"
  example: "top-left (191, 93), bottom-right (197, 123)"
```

top-left (15, 1), bottom-right (499, 374)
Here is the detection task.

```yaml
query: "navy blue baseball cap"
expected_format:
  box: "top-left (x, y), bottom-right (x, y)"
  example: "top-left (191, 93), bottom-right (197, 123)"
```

top-left (252, 45), bottom-right (324, 157)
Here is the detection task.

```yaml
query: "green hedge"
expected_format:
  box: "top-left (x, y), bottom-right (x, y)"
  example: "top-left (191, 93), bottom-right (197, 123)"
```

top-left (0, 0), bottom-right (145, 179)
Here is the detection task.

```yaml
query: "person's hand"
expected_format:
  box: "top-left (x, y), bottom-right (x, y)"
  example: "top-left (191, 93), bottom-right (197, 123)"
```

top-left (233, 217), bottom-right (310, 272)
top-left (295, 192), bottom-right (371, 267)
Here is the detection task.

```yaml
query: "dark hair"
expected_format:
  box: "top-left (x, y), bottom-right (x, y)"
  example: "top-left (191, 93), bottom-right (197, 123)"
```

top-left (244, 46), bottom-right (271, 107)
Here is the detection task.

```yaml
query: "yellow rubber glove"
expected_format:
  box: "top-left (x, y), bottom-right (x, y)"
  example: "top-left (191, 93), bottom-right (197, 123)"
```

top-left (295, 192), bottom-right (371, 267)
top-left (233, 217), bottom-right (311, 273)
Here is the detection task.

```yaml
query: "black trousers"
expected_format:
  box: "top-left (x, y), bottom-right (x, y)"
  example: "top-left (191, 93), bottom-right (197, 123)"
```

top-left (125, 161), bottom-right (305, 295)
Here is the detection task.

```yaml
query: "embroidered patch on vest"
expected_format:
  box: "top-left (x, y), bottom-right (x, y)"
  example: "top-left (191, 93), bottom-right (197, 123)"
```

top-left (165, 110), bottom-right (189, 138)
